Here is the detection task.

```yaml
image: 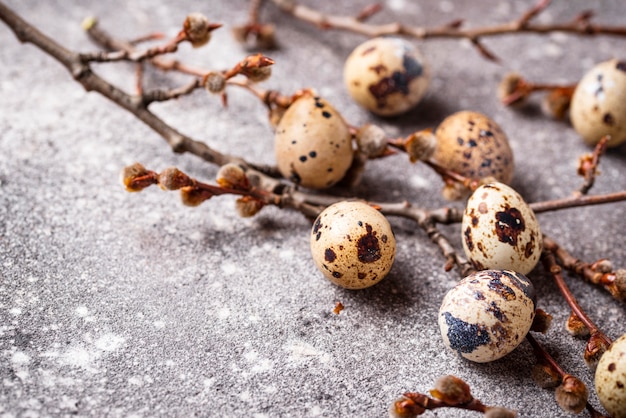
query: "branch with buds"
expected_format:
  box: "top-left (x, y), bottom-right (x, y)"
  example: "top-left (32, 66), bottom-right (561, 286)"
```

top-left (266, 0), bottom-right (626, 61)
top-left (390, 375), bottom-right (517, 418)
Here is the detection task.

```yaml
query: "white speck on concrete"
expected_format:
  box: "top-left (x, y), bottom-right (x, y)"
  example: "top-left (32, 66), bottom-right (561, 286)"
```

top-left (61, 346), bottom-right (97, 372)
top-left (153, 320), bottom-right (166, 329)
top-left (94, 333), bottom-right (125, 351)
top-left (75, 306), bottom-right (90, 317)
top-left (220, 261), bottom-right (239, 275)
top-left (279, 249), bottom-right (295, 261)
top-left (285, 341), bottom-right (331, 364)
top-left (128, 376), bottom-right (143, 386)
top-left (11, 351), bottom-right (31, 365)
top-left (216, 307), bottom-right (230, 319)
top-left (251, 359), bottom-right (273, 373)
top-left (9, 307), bottom-right (22, 316)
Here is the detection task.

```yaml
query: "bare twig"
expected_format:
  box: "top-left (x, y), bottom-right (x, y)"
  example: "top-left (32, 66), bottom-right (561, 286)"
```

top-left (526, 333), bottom-right (608, 418)
top-left (577, 136), bottom-right (609, 196)
top-left (529, 191), bottom-right (626, 214)
top-left (544, 236), bottom-right (625, 303)
top-left (270, 0), bottom-right (626, 59)
top-left (392, 375), bottom-right (516, 416)
top-left (541, 246), bottom-right (613, 348)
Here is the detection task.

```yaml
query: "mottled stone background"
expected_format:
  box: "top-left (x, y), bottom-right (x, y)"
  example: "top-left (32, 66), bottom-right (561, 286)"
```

top-left (1, 1), bottom-right (625, 417)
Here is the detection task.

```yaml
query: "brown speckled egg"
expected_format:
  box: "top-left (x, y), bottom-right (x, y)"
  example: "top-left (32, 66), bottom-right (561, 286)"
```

top-left (595, 334), bottom-right (626, 418)
top-left (438, 269), bottom-right (536, 363)
top-left (462, 182), bottom-right (542, 275)
top-left (310, 201), bottom-right (396, 289)
top-left (275, 94), bottom-right (353, 189)
top-left (343, 37), bottom-right (430, 116)
top-left (432, 111), bottom-right (514, 197)
top-left (570, 59), bottom-right (626, 148)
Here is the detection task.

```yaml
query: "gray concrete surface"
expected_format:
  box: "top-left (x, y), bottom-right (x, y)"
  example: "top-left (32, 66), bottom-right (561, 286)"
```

top-left (1, 1), bottom-right (625, 417)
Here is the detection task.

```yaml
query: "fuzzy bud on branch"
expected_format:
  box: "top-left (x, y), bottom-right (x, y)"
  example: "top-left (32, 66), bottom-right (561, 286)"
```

top-left (183, 13), bottom-right (222, 48)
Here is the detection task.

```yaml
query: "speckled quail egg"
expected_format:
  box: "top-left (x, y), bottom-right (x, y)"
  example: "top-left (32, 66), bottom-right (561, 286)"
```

top-left (438, 269), bottom-right (536, 363)
top-left (595, 334), bottom-right (626, 418)
top-left (310, 201), bottom-right (396, 289)
top-left (275, 93), bottom-right (353, 189)
top-left (462, 182), bottom-right (542, 275)
top-left (343, 37), bottom-right (430, 116)
top-left (570, 59), bottom-right (626, 148)
top-left (432, 111), bottom-right (514, 197)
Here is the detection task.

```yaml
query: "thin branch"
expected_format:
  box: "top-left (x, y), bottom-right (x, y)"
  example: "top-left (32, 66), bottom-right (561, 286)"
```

top-left (526, 333), bottom-right (608, 418)
top-left (541, 246), bottom-right (613, 347)
top-left (577, 136), bottom-right (609, 196)
top-left (270, 0), bottom-right (626, 59)
top-left (544, 236), bottom-right (625, 302)
top-left (529, 190), bottom-right (626, 214)
top-left (0, 2), bottom-right (240, 169)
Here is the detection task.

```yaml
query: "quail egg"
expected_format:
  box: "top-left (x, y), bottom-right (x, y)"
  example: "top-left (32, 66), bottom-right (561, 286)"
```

top-left (438, 269), bottom-right (537, 363)
top-left (595, 334), bottom-right (626, 418)
top-left (432, 111), bottom-right (514, 198)
top-left (310, 201), bottom-right (396, 289)
top-left (462, 182), bottom-right (542, 275)
top-left (343, 37), bottom-right (430, 116)
top-left (570, 59), bottom-right (626, 148)
top-left (275, 93), bottom-right (353, 189)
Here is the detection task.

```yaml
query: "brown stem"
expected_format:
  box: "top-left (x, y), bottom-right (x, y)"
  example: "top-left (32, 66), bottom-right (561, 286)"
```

top-left (541, 246), bottom-right (613, 347)
top-left (544, 236), bottom-right (625, 303)
top-left (526, 333), bottom-right (608, 418)
top-left (529, 190), bottom-right (626, 213)
top-left (270, 0), bottom-right (626, 59)
top-left (577, 136), bottom-right (609, 196)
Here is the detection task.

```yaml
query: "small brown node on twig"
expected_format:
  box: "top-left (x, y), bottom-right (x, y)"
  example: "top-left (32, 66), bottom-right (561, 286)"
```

top-left (158, 167), bottom-right (192, 190)
top-left (121, 163), bottom-right (158, 192)
top-left (584, 332), bottom-right (609, 370)
top-left (429, 375), bottom-right (473, 406)
top-left (565, 311), bottom-right (590, 339)
top-left (530, 309), bottom-right (553, 334)
top-left (235, 196), bottom-right (264, 217)
top-left (389, 396), bottom-right (425, 418)
top-left (555, 374), bottom-right (588, 414)
top-left (183, 13), bottom-right (222, 48)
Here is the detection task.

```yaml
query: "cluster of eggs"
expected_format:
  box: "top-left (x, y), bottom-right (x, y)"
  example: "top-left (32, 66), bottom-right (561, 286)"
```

top-left (274, 40), bottom-right (625, 412)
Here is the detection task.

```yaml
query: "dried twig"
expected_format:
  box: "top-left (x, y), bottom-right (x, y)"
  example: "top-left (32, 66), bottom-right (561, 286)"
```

top-left (391, 375), bottom-right (516, 417)
top-left (577, 136), bottom-right (609, 196)
top-left (526, 333), bottom-right (608, 417)
top-left (544, 236), bottom-right (625, 303)
top-left (269, 0), bottom-right (626, 60)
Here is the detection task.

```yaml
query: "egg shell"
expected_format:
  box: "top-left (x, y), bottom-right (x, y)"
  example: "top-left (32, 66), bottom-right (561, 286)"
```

top-left (595, 334), bottom-right (626, 418)
top-left (570, 59), bottom-right (626, 148)
top-left (438, 269), bottom-right (536, 363)
top-left (432, 111), bottom-right (514, 186)
top-left (275, 94), bottom-right (353, 189)
top-left (343, 37), bottom-right (430, 116)
top-left (310, 201), bottom-right (396, 289)
top-left (462, 182), bottom-right (542, 275)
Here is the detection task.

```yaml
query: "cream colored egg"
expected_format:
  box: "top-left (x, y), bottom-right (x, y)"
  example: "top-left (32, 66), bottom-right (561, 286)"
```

top-left (343, 37), bottom-right (430, 116)
top-left (438, 269), bottom-right (536, 363)
top-left (595, 334), bottom-right (626, 418)
top-left (432, 111), bottom-right (514, 195)
top-left (462, 182), bottom-right (542, 275)
top-left (310, 201), bottom-right (396, 289)
top-left (570, 59), bottom-right (626, 147)
top-left (275, 94), bottom-right (353, 189)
